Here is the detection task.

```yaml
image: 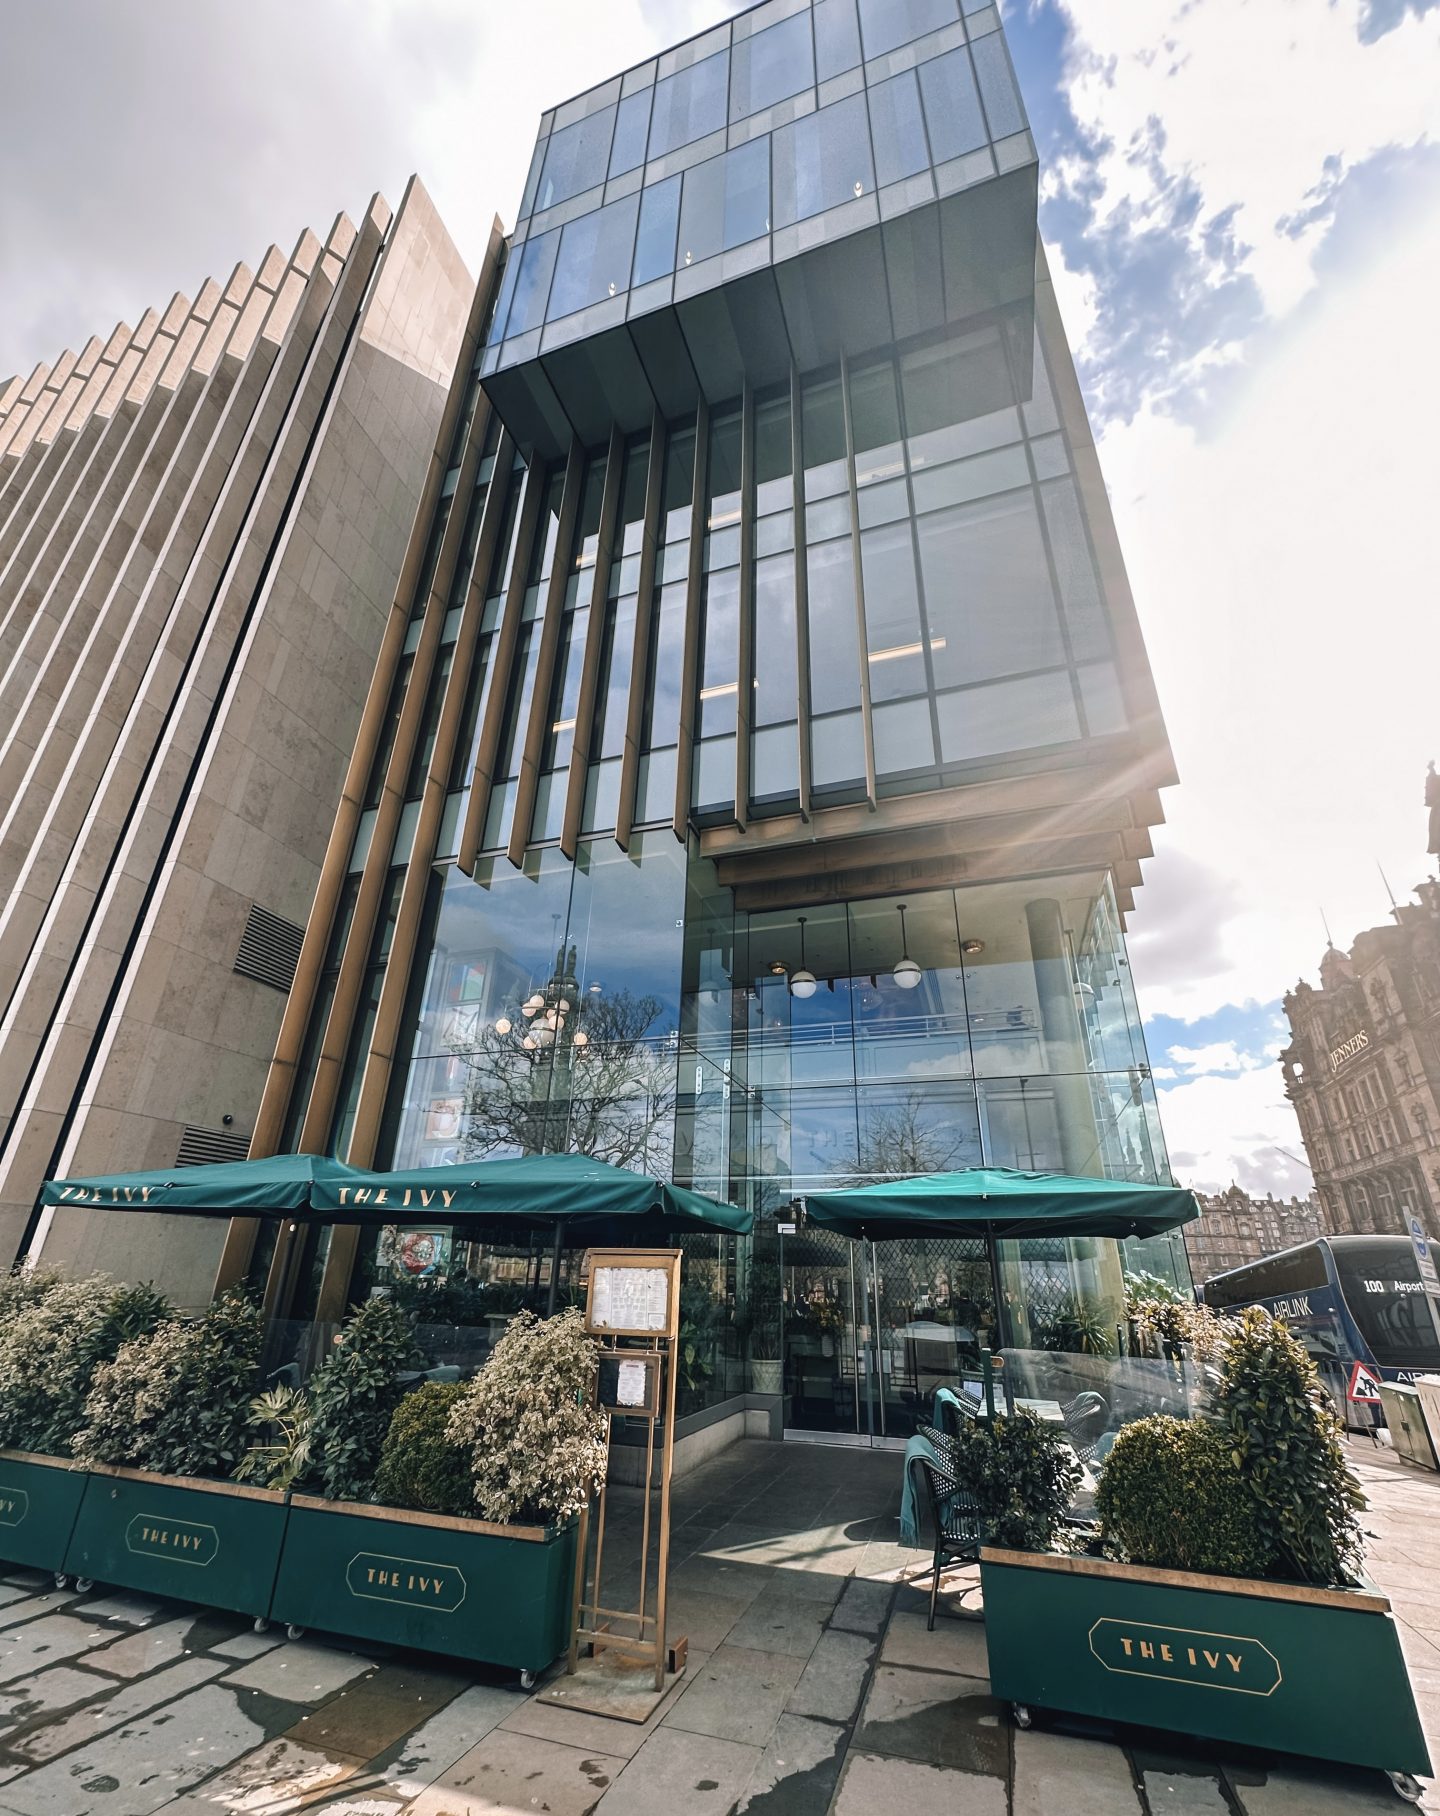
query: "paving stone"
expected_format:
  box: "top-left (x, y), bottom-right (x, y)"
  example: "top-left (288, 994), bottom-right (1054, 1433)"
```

top-left (765, 1566), bottom-right (847, 1605)
top-left (9, 1655), bottom-right (231, 1762)
top-left (785, 1628), bottom-right (874, 1723)
top-left (665, 1553), bottom-right (769, 1605)
top-left (726, 1592), bottom-right (830, 1660)
top-left (855, 1663), bottom-right (1009, 1776)
top-left (366, 1680), bottom-right (521, 1798)
top-left (85, 1615), bottom-right (199, 1679)
top-left (829, 1577), bottom-right (893, 1636)
top-left (207, 1627), bottom-right (284, 1660)
top-left (406, 1725), bottom-right (625, 1816)
top-left (1235, 1763), bottom-right (1423, 1812)
top-left (224, 1640), bottom-right (375, 1703)
top-left (597, 1725), bottom-right (763, 1816)
top-left (501, 1661), bottom-right (696, 1762)
top-left (282, 1660), bottom-right (466, 1756)
top-left (0, 1613), bottom-right (116, 1686)
top-left (0, 1682), bottom-right (270, 1815)
top-left (73, 1593), bottom-right (163, 1626)
top-left (0, 1592), bottom-right (82, 1633)
top-left (155, 1734), bottom-right (367, 1812)
top-left (1012, 1727), bottom-right (1142, 1815)
top-left (831, 1748), bottom-right (1008, 1816)
top-left (662, 1587), bottom-right (752, 1651)
top-left (734, 1711), bottom-right (848, 1816)
top-left (0, 1666), bottom-right (110, 1734)
top-left (0, 1585), bottom-right (37, 1609)
top-left (1142, 1769), bottom-right (1232, 1813)
top-left (880, 1608), bottom-right (989, 1678)
top-left (662, 1644), bottom-right (805, 1747)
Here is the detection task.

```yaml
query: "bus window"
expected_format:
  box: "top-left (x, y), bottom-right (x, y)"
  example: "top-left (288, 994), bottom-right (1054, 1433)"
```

top-left (1330, 1241), bottom-right (1440, 1371)
top-left (1201, 1242), bottom-right (1328, 1310)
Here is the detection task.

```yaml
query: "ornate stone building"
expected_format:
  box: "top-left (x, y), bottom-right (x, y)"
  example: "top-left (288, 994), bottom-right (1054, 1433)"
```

top-left (1281, 867), bottom-right (1440, 1243)
top-left (1183, 1183), bottom-right (1321, 1283)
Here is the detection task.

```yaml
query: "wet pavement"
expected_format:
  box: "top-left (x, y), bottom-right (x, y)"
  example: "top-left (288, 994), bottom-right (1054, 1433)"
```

top-left (0, 1434), bottom-right (1435, 1813)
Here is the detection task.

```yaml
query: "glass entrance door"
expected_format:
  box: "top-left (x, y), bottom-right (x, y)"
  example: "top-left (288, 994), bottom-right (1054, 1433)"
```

top-left (780, 1229), bottom-right (995, 1443)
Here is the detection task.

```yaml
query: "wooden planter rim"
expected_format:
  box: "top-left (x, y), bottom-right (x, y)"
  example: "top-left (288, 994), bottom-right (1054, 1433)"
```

top-left (0, 1448), bottom-right (77, 1472)
top-left (81, 1462), bottom-right (286, 1504)
top-left (980, 1546), bottom-right (1390, 1615)
top-left (287, 1491), bottom-right (555, 1543)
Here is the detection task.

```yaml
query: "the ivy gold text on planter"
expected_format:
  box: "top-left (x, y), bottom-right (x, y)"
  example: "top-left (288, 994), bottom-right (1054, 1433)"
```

top-left (125, 1514), bottom-right (218, 1566)
top-left (1088, 1619), bottom-right (1281, 1695)
top-left (0, 1486), bottom-right (30, 1528)
top-left (0, 1452), bottom-right (90, 1573)
top-left (346, 1552), bottom-right (466, 1611)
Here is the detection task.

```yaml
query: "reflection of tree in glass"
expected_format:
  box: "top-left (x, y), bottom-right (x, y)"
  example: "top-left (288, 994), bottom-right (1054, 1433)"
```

top-left (448, 988), bottom-right (677, 1173)
top-left (831, 1089), bottom-right (972, 1184)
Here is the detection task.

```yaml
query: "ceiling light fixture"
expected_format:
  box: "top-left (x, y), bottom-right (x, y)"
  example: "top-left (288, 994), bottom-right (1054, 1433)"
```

top-left (893, 903), bottom-right (922, 990)
top-left (790, 916), bottom-right (817, 999)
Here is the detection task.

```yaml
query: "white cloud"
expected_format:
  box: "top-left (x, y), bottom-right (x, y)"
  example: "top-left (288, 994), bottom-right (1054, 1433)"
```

top-left (1166, 1041), bottom-right (1263, 1077)
top-left (1160, 1067), bottom-right (1313, 1197)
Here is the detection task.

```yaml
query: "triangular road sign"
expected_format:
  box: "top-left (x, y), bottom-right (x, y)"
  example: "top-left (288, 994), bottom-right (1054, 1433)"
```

top-left (1348, 1362), bottom-right (1384, 1403)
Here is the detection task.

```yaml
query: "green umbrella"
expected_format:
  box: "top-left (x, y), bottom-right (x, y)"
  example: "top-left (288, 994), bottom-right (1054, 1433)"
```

top-left (39, 1152), bottom-right (367, 1219)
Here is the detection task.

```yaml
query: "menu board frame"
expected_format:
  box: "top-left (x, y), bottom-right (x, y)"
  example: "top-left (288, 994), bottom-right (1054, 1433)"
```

top-left (583, 1248), bottom-right (682, 1340)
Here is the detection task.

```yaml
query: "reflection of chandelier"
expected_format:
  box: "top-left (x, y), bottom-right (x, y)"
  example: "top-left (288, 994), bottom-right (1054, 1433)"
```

top-left (893, 903), bottom-right (922, 990)
top-left (493, 949), bottom-right (591, 1059)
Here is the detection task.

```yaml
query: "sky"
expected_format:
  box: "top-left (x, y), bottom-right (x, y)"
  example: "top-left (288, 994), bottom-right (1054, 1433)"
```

top-left (2, 0), bottom-right (1438, 1198)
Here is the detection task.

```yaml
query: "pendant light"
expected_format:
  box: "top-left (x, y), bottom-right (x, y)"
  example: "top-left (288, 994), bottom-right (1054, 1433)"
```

top-left (789, 916), bottom-right (817, 998)
top-left (893, 903), bottom-right (922, 990)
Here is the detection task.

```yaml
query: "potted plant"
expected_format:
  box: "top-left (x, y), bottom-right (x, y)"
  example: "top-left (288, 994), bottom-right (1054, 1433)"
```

top-left (268, 1308), bottom-right (603, 1683)
top-left (63, 1292), bottom-right (287, 1618)
top-left (744, 1259), bottom-right (784, 1395)
top-left (0, 1270), bottom-right (169, 1579)
top-left (979, 1307), bottom-right (1432, 1799)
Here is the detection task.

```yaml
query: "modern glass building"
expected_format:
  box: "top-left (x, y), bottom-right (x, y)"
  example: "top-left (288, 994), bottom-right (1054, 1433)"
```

top-left (196, 0), bottom-right (1179, 1444)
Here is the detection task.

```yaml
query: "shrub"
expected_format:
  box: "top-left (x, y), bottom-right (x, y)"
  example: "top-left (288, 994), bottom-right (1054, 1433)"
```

top-left (375, 1382), bottom-right (473, 1516)
top-left (73, 1291), bottom-right (262, 1477)
top-left (447, 1308), bottom-right (606, 1526)
top-left (0, 1274), bottom-right (171, 1457)
top-left (307, 1296), bottom-right (422, 1503)
top-left (944, 1409), bottom-right (1082, 1552)
top-left (1213, 1306), bottom-right (1364, 1586)
top-left (234, 1386), bottom-right (314, 1493)
top-left (1032, 1293), bottom-right (1113, 1356)
top-left (1095, 1416), bottom-right (1275, 1578)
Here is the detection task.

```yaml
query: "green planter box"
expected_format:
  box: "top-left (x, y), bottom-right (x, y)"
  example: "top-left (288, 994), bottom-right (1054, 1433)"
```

top-left (270, 1495), bottom-right (577, 1681)
top-left (980, 1548), bottom-right (1432, 1784)
top-left (63, 1466), bottom-right (288, 1619)
top-left (0, 1450), bottom-right (88, 1575)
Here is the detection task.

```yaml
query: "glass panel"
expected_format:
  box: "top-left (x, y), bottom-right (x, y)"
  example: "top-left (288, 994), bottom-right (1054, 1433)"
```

top-left (505, 229), bottom-right (560, 338)
top-left (857, 0), bottom-right (958, 59)
top-left (698, 566), bottom-right (740, 738)
top-left (644, 581), bottom-right (687, 751)
top-left (755, 386), bottom-right (793, 513)
top-left (802, 370), bottom-right (846, 469)
top-left (919, 489), bottom-right (1067, 685)
top-left (679, 140), bottom-right (770, 266)
top-left (537, 106), bottom-right (617, 212)
top-left (730, 10), bottom-right (815, 120)
top-left (609, 89), bottom-right (652, 177)
top-left (901, 329), bottom-right (1016, 458)
top-left (918, 46), bottom-right (989, 161)
top-left (753, 722), bottom-right (800, 798)
top-left (860, 522), bottom-right (928, 701)
top-left (753, 552), bottom-right (799, 726)
top-left (649, 50), bottom-right (730, 159)
top-left (873, 698), bottom-right (935, 772)
top-left (869, 69), bottom-right (931, 187)
top-left (632, 175), bottom-right (682, 286)
top-left (849, 356), bottom-right (904, 482)
top-left (971, 31), bottom-right (1026, 138)
top-left (910, 443), bottom-right (1030, 513)
top-left (549, 193), bottom-right (640, 320)
top-left (1039, 476), bottom-right (1110, 659)
top-left (1077, 661), bottom-right (1127, 734)
top-left (811, 709), bottom-right (864, 787)
top-left (936, 670), bottom-right (1080, 762)
top-left (806, 538), bottom-right (861, 714)
top-left (772, 92), bottom-right (875, 227)
top-left (694, 735), bottom-right (736, 809)
top-left (814, 0), bottom-right (863, 79)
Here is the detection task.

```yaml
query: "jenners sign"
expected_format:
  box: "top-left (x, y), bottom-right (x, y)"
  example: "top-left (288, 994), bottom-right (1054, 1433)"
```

top-left (1328, 1031), bottom-right (1370, 1073)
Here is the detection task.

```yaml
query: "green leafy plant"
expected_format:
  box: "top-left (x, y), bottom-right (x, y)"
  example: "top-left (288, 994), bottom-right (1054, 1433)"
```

top-left (0, 1274), bottom-right (172, 1457)
top-left (1033, 1293), bottom-right (1114, 1356)
top-left (1122, 1267), bottom-right (1186, 1313)
top-left (234, 1386), bottom-right (315, 1493)
top-left (742, 1259), bottom-right (783, 1359)
top-left (446, 1308), bottom-right (606, 1526)
top-left (1095, 1416), bottom-right (1275, 1578)
top-left (73, 1291), bottom-right (262, 1478)
top-left (306, 1296), bottom-right (423, 1503)
top-left (0, 1265), bottom-right (64, 1324)
top-left (375, 1382), bottom-right (473, 1516)
top-left (1213, 1306), bottom-right (1364, 1586)
top-left (944, 1409), bottom-right (1083, 1552)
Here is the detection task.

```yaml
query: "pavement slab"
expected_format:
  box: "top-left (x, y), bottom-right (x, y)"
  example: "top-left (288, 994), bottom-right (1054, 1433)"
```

top-left (880, 1607), bottom-right (989, 1677)
top-left (7, 1654), bottom-right (230, 1763)
top-left (855, 1662), bottom-right (1009, 1777)
top-left (784, 1629), bottom-right (874, 1724)
top-left (829, 1577), bottom-right (893, 1636)
top-left (596, 1725), bottom-right (763, 1816)
top-left (725, 1592), bottom-right (830, 1659)
top-left (1236, 1761), bottom-right (1427, 1811)
top-left (408, 1725), bottom-right (625, 1816)
top-left (733, 1711), bottom-right (848, 1816)
top-left (1141, 1769), bottom-right (1233, 1813)
top-left (0, 1614), bottom-right (120, 1687)
top-left (156, 1735), bottom-right (368, 1813)
top-left (0, 1666), bottom-right (113, 1735)
top-left (831, 1748), bottom-right (1008, 1816)
top-left (85, 1615), bottom-right (202, 1679)
top-left (1011, 1728), bottom-right (1143, 1815)
top-left (280, 1659), bottom-right (467, 1757)
top-left (363, 1680), bottom-right (523, 1799)
top-left (223, 1641), bottom-right (375, 1703)
top-left (662, 1644), bottom-right (806, 1747)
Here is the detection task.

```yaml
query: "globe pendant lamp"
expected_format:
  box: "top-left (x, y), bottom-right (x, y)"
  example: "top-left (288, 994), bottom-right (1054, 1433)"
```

top-left (893, 903), bottom-right (922, 990)
top-left (790, 915), bottom-right (817, 998)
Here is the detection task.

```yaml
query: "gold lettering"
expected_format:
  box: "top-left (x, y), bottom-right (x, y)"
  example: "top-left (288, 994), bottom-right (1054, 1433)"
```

top-left (1203, 1650), bottom-right (1219, 1670)
top-left (433, 1577), bottom-right (444, 1596)
top-left (1120, 1638), bottom-right (1133, 1657)
top-left (441, 1190), bottom-right (456, 1207)
top-left (141, 1186), bottom-right (153, 1202)
top-left (367, 1567), bottom-right (377, 1583)
top-left (1226, 1654), bottom-right (1242, 1674)
top-left (354, 1189), bottom-right (371, 1205)
top-left (1187, 1648), bottom-right (1197, 1666)
top-left (402, 1189), bottom-right (413, 1207)
top-left (1160, 1644), bottom-right (1173, 1663)
top-left (420, 1190), bottom-right (435, 1208)
top-left (375, 1190), bottom-right (388, 1205)
top-left (1139, 1642), bottom-right (1155, 1660)
top-left (338, 1188), bottom-right (351, 1205)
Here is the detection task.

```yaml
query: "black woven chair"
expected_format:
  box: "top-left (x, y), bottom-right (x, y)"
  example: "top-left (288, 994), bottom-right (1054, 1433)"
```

top-left (1060, 1390), bottom-right (1109, 1464)
top-left (908, 1428), bottom-right (985, 1631)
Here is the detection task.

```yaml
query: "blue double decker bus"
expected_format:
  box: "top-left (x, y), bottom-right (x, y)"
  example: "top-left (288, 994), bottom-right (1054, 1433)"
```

top-left (1200, 1235), bottom-right (1440, 1428)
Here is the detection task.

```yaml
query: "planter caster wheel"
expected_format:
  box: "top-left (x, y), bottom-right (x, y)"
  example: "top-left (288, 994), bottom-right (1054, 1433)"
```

top-left (1387, 1773), bottom-right (1424, 1804)
top-left (286, 1625), bottom-right (306, 1641)
top-left (75, 1578), bottom-right (95, 1593)
top-left (520, 1670), bottom-right (537, 1691)
top-left (53, 1573), bottom-right (68, 1590)
top-left (1012, 1704), bottom-right (1033, 1730)
top-left (252, 1618), bottom-right (269, 1635)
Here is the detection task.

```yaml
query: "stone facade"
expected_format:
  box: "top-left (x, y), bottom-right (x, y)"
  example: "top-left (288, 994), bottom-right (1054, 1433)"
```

top-left (1280, 877), bottom-right (1440, 1246)
top-left (0, 179), bottom-right (473, 1303)
top-left (1182, 1183), bottom-right (1322, 1283)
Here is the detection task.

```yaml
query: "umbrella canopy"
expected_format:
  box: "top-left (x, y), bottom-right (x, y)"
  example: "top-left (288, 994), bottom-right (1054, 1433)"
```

top-left (803, 1167), bottom-right (1199, 1243)
top-left (40, 1152), bottom-right (367, 1220)
top-left (310, 1152), bottom-right (754, 1236)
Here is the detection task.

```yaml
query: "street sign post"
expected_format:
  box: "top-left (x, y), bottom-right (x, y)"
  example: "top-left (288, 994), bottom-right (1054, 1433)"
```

top-left (1406, 1216), bottom-right (1440, 1354)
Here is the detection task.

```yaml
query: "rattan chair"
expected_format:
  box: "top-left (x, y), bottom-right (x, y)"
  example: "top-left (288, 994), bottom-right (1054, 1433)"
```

top-left (908, 1428), bottom-right (985, 1630)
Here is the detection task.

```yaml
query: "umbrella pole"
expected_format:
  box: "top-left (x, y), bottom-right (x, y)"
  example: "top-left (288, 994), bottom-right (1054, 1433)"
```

top-left (545, 1218), bottom-right (567, 1316)
top-left (985, 1231), bottom-right (1009, 1414)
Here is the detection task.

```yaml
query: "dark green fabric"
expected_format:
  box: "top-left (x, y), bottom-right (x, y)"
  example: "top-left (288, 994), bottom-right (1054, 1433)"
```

top-left (40, 1152), bottom-right (365, 1219)
top-left (309, 1152), bottom-right (753, 1234)
top-left (803, 1166), bottom-right (1199, 1242)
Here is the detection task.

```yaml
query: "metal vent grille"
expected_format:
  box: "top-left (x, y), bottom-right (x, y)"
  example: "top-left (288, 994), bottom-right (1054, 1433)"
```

top-left (175, 1125), bottom-right (251, 1168)
top-left (233, 902), bottom-right (305, 993)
